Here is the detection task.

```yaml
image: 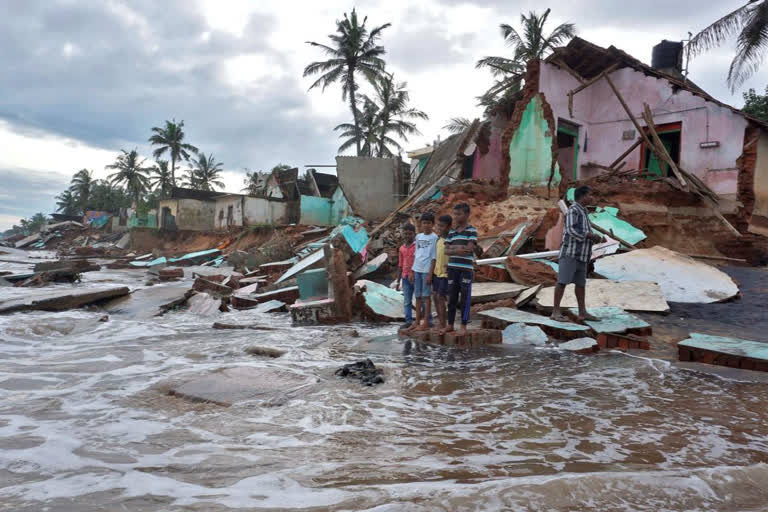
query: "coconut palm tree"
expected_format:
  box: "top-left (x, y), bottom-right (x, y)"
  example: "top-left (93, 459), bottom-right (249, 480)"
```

top-left (369, 74), bottom-right (428, 157)
top-left (55, 189), bottom-right (79, 215)
top-left (476, 9), bottom-right (575, 107)
top-left (443, 117), bottom-right (474, 135)
top-left (184, 153), bottom-right (224, 191)
top-left (334, 97), bottom-right (381, 156)
top-left (304, 9), bottom-right (391, 156)
top-left (69, 168), bottom-right (94, 213)
top-left (106, 149), bottom-right (150, 204)
top-left (148, 119), bottom-right (198, 185)
top-left (688, 0), bottom-right (768, 91)
top-left (149, 160), bottom-right (174, 198)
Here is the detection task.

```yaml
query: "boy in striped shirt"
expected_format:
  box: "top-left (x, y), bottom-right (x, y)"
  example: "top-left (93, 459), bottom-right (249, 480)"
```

top-left (442, 203), bottom-right (478, 334)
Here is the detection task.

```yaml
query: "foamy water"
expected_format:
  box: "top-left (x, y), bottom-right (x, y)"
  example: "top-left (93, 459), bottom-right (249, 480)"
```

top-left (1, 258), bottom-right (768, 511)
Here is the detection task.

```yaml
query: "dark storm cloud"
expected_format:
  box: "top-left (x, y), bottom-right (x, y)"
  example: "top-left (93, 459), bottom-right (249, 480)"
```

top-left (0, 0), bottom-right (341, 174)
top-left (0, 168), bottom-right (71, 226)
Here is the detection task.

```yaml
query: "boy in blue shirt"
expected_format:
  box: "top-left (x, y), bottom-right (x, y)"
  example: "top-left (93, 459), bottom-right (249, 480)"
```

top-left (409, 212), bottom-right (438, 332)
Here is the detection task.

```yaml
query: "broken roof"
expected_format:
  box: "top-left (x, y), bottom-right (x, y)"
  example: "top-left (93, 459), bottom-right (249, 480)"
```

top-left (413, 119), bottom-right (481, 188)
top-left (548, 37), bottom-right (768, 129)
top-left (169, 187), bottom-right (227, 201)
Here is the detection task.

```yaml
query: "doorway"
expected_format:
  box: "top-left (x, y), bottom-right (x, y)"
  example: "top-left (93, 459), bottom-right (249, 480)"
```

top-left (557, 120), bottom-right (580, 181)
top-left (640, 122), bottom-right (681, 177)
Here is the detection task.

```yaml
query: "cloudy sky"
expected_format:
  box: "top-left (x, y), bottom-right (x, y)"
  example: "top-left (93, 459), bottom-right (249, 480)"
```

top-left (2, 0), bottom-right (766, 230)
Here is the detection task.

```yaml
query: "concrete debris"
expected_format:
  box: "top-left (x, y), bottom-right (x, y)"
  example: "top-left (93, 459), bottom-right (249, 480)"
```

top-left (470, 282), bottom-right (529, 304)
top-left (33, 260), bottom-right (100, 273)
top-left (351, 252), bottom-right (388, 281)
top-left (187, 292), bottom-right (224, 316)
top-left (502, 324), bottom-right (549, 346)
top-left (558, 337), bottom-right (599, 354)
top-left (505, 255), bottom-right (557, 286)
top-left (158, 268), bottom-right (184, 281)
top-left (678, 333), bottom-right (768, 371)
top-left (580, 307), bottom-right (651, 335)
top-left (212, 322), bottom-right (278, 330)
top-left (275, 249), bottom-right (324, 284)
top-left (16, 269), bottom-right (83, 287)
top-left (536, 280), bottom-right (670, 313)
top-left (290, 298), bottom-right (337, 326)
top-left (514, 284), bottom-right (542, 308)
top-left (479, 308), bottom-right (591, 339)
top-left (334, 359), bottom-right (384, 386)
top-left (593, 246), bottom-right (740, 303)
top-left (589, 206), bottom-right (647, 246)
top-left (0, 287), bottom-right (131, 314)
top-left (354, 279), bottom-right (404, 321)
top-left (192, 277), bottom-right (233, 297)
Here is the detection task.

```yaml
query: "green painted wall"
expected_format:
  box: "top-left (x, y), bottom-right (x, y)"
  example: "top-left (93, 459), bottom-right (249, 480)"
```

top-left (508, 95), bottom-right (561, 188)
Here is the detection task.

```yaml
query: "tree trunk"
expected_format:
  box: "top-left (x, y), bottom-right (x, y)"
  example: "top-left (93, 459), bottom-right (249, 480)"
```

top-left (348, 73), bottom-right (361, 156)
top-left (376, 111), bottom-right (388, 158)
top-left (171, 154), bottom-right (176, 188)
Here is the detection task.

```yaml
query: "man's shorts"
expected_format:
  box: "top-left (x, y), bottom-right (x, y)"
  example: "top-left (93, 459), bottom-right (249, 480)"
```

top-left (413, 271), bottom-right (432, 298)
top-left (432, 276), bottom-right (449, 296)
top-left (557, 256), bottom-right (588, 287)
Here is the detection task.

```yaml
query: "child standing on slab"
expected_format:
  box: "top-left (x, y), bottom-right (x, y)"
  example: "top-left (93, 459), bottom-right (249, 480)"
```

top-left (432, 214), bottom-right (452, 332)
top-left (443, 203), bottom-right (477, 334)
top-left (396, 223), bottom-right (416, 329)
top-left (409, 212), bottom-right (438, 332)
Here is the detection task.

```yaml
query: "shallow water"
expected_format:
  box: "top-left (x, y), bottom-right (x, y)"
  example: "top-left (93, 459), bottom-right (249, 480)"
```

top-left (1, 261), bottom-right (768, 511)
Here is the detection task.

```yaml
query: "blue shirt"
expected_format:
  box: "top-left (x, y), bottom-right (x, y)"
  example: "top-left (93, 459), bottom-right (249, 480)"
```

top-left (412, 232), bottom-right (438, 273)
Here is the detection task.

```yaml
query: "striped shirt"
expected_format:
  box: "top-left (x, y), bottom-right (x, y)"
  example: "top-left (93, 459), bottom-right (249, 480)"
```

top-left (559, 202), bottom-right (593, 263)
top-left (446, 225), bottom-right (478, 270)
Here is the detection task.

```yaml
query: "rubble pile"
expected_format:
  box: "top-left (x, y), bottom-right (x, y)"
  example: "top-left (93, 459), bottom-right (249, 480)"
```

top-left (334, 359), bottom-right (385, 386)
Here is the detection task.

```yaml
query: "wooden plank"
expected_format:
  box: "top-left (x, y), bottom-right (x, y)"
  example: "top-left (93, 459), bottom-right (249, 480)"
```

top-left (567, 63), bottom-right (620, 117)
top-left (608, 138), bottom-right (643, 169)
top-left (641, 104), bottom-right (688, 188)
top-left (601, 74), bottom-right (687, 189)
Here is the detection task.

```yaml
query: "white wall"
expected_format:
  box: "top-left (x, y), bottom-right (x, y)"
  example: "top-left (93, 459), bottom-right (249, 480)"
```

top-left (243, 197), bottom-right (288, 225)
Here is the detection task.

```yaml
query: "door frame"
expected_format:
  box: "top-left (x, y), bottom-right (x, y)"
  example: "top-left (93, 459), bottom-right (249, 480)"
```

top-left (557, 122), bottom-right (580, 180)
top-left (639, 121), bottom-right (682, 176)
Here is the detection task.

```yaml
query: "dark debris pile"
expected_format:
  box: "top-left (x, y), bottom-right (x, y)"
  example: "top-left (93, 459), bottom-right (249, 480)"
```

top-left (334, 359), bottom-right (384, 386)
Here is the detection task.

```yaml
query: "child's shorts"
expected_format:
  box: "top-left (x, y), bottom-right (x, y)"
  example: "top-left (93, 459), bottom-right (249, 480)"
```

top-left (432, 276), bottom-right (449, 296)
top-left (413, 272), bottom-right (432, 298)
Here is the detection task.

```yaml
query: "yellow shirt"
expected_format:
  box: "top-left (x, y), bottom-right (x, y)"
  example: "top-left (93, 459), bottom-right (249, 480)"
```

top-left (434, 238), bottom-right (448, 278)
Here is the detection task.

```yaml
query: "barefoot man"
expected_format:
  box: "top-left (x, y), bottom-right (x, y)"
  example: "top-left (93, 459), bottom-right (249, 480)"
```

top-left (551, 186), bottom-right (604, 322)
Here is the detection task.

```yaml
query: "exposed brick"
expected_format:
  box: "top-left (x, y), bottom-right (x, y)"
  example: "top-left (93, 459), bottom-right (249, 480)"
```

top-left (429, 331), bottom-right (445, 344)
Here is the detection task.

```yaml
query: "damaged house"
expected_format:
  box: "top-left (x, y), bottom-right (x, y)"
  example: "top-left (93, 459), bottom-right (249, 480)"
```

top-left (400, 37), bottom-right (768, 260)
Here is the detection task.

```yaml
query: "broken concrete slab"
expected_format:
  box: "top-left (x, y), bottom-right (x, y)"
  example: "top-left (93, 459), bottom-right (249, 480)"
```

top-left (192, 277), bottom-right (233, 297)
top-left (275, 249), bottom-right (324, 284)
top-left (558, 337), bottom-right (599, 354)
top-left (130, 256), bottom-right (167, 268)
top-left (514, 284), bottom-right (542, 309)
top-left (290, 298), bottom-right (337, 326)
top-left (15, 233), bottom-right (42, 248)
top-left (479, 308), bottom-right (591, 338)
top-left (297, 268), bottom-right (329, 301)
top-left (187, 292), bottom-right (222, 316)
top-left (505, 256), bottom-right (557, 286)
top-left (158, 268), bottom-right (184, 281)
top-left (254, 300), bottom-right (287, 313)
top-left (33, 260), bottom-right (100, 273)
top-left (502, 323), bottom-right (548, 346)
top-left (471, 282), bottom-right (529, 304)
top-left (678, 333), bottom-right (768, 372)
top-left (212, 322), bottom-right (278, 330)
top-left (169, 367), bottom-right (314, 406)
top-left (593, 246), bottom-right (739, 303)
top-left (234, 286), bottom-right (300, 309)
top-left (0, 287), bottom-right (131, 314)
top-left (589, 206), bottom-right (647, 246)
top-left (351, 253), bottom-right (388, 281)
top-left (536, 280), bottom-right (670, 313)
top-left (580, 306), bottom-right (651, 334)
top-left (168, 248), bottom-right (222, 265)
top-left (355, 279), bottom-right (404, 321)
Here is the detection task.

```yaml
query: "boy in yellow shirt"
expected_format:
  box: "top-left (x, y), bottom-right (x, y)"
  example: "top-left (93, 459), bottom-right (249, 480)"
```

top-left (432, 214), bottom-right (452, 331)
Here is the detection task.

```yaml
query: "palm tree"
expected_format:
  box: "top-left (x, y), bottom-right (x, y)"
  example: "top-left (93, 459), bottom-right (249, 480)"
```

top-left (185, 153), bottom-right (224, 191)
top-left (149, 160), bottom-right (174, 198)
top-left (476, 9), bottom-right (575, 107)
top-left (55, 189), bottom-right (79, 215)
top-left (369, 74), bottom-right (428, 157)
top-left (304, 9), bottom-right (391, 156)
top-left (148, 119), bottom-right (198, 186)
top-left (106, 149), bottom-right (150, 204)
top-left (334, 97), bottom-right (380, 156)
top-left (443, 117), bottom-right (474, 134)
top-left (688, 0), bottom-right (768, 91)
top-left (70, 168), bottom-right (94, 213)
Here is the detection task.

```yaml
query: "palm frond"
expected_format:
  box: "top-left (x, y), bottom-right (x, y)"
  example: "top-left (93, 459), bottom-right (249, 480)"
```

top-left (688, 1), bottom-right (757, 57)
